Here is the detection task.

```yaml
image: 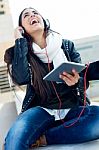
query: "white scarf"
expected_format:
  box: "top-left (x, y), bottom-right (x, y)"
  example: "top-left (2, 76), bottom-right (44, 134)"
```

top-left (33, 33), bottom-right (70, 119)
top-left (32, 32), bottom-right (68, 69)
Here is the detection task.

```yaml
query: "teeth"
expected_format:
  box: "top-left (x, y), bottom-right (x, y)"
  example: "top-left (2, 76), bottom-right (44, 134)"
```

top-left (30, 20), bottom-right (33, 25)
top-left (30, 19), bottom-right (38, 25)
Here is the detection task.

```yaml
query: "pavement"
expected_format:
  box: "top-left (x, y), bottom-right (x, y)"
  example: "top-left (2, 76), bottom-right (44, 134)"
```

top-left (32, 140), bottom-right (99, 150)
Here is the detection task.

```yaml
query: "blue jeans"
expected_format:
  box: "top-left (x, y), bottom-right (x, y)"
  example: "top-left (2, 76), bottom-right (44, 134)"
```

top-left (4, 106), bottom-right (99, 150)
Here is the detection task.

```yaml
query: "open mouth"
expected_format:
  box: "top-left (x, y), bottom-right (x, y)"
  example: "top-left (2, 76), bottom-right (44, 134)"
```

top-left (30, 19), bottom-right (39, 25)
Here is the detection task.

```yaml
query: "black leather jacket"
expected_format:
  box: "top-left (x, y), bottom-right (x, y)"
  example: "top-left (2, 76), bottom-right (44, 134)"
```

top-left (5, 38), bottom-right (95, 113)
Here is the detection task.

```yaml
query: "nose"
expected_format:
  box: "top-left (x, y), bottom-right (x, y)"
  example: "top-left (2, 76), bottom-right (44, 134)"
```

top-left (30, 13), bottom-right (35, 18)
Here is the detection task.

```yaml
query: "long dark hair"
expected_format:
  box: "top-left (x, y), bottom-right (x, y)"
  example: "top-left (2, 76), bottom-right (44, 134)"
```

top-left (5, 8), bottom-right (54, 101)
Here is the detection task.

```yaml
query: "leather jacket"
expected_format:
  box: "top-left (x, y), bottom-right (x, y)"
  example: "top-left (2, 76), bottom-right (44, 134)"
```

top-left (5, 38), bottom-right (92, 113)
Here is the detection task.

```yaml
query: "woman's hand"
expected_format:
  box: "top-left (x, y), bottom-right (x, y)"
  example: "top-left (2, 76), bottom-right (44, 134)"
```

top-left (14, 26), bottom-right (24, 40)
top-left (59, 69), bottom-right (80, 86)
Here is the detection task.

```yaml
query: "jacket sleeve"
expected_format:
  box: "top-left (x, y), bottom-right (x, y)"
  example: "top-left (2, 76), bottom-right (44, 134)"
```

top-left (84, 61), bottom-right (99, 81)
top-left (12, 38), bottom-right (31, 85)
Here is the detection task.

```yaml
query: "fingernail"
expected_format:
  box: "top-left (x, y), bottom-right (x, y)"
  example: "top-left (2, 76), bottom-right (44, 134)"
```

top-left (59, 75), bottom-right (61, 78)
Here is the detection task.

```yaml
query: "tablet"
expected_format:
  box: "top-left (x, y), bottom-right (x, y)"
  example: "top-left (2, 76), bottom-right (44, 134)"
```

top-left (43, 62), bottom-right (86, 82)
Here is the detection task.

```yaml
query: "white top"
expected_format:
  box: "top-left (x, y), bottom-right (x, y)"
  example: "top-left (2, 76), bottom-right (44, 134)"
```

top-left (42, 107), bottom-right (70, 120)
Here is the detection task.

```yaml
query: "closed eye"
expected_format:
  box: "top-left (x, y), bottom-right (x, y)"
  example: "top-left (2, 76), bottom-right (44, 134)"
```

top-left (23, 11), bottom-right (39, 18)
top-left (23, 13), bottom-right (29, 18)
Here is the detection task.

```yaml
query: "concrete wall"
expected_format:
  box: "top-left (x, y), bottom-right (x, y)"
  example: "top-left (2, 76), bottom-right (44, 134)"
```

top-left (0, 101), bottom-right (17, 150)
top-left (0, 0), bottom-right (14, 63)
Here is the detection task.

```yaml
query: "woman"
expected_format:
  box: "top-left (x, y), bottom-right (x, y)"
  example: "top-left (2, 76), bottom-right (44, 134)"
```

top-left (4, 8), bottom-right (99, 150)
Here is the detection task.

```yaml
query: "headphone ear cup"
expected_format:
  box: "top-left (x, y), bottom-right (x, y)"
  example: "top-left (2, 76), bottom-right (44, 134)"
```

top-left (45, 19), bottom-right (50, 30)
top-left (43, 19), bottom-right (50, 31)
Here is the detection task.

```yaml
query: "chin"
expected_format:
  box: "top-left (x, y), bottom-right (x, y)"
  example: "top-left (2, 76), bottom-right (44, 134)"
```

top-left (32, 27), bottom-right (44, 33)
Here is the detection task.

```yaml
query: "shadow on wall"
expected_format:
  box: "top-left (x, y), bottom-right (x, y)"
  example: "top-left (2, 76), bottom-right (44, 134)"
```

top-left (0, 101), bottom-right (18, 149)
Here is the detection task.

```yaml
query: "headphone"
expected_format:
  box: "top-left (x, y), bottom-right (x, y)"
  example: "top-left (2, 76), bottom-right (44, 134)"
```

top-left (43, 18), bottom-right (50, 31)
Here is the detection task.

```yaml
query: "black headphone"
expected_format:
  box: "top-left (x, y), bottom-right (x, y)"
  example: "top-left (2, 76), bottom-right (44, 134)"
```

top-left (43, 18), bottom-right (50, 31)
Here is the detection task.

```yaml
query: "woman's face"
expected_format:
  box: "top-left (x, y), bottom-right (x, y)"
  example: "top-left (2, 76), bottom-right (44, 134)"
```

top-left (21, 8), bottom-right (45, 35)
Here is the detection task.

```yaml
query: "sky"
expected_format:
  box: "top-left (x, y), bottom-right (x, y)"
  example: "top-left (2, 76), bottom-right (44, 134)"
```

top-left (8, 0), bottom-right (99, 40)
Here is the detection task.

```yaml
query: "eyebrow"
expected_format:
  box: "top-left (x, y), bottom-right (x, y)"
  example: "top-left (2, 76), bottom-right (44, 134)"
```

top-left (23, 12), bottom-right (28, 16)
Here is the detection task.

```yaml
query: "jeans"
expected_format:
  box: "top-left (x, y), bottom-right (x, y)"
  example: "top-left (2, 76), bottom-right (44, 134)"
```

top-left (4, 105), bottom-right (99, 150)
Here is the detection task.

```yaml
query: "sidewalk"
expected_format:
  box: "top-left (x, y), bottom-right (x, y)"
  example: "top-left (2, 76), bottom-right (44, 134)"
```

top-left (32, 140), bottom-right (99, 150)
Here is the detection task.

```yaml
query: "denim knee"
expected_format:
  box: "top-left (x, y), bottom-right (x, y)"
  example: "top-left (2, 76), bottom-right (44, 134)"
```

top-left (4, 117), bottom-right (29, 150)
top-left (4, 106), bottom-right (55, 150)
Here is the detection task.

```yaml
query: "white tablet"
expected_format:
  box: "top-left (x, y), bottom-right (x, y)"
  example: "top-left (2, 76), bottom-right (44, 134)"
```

top-left (43, 62), bottom-right (86, 82)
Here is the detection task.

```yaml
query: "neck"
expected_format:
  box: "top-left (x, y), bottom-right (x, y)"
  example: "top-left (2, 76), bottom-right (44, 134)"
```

top-left (31, 31), bottom-right (47, 49)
